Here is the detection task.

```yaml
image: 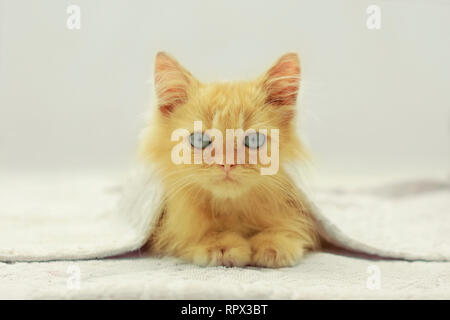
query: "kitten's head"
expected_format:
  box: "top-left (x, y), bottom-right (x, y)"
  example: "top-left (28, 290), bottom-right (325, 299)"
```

top-left (140, 52), bottom-right (307, 199)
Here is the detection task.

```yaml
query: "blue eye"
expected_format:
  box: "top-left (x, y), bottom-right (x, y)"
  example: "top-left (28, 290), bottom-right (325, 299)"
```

top-left (189, 132), bottom-right (212, 149)
top-left (244, 132), bottom-right (266, 149)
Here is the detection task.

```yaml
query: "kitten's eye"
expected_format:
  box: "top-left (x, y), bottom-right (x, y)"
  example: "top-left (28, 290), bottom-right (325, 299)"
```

top-left (244, 132), bottom-right (266, 149)
top-left (189, 132), bottom-right (212, 149)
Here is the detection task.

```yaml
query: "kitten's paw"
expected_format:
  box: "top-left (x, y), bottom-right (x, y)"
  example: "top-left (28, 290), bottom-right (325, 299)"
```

top-left (252, 245), bottom-right (301, 268)
top-left (191, 232), bottom-right (252, 267)
top-left (203, 244), bottom-right (251, 267)
top-left (250, 233), bottom-right (305, 268)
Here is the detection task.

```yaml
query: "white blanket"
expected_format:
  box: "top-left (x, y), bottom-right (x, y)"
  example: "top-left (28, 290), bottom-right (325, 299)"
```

top-left (1, 253), bottom-right (449, 299)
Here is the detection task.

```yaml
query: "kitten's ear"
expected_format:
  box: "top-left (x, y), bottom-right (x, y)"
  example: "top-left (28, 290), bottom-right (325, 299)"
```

top-left (261, 53), bottom-right (300, 106)
top-left (154, 52), bottom-right (198, 116)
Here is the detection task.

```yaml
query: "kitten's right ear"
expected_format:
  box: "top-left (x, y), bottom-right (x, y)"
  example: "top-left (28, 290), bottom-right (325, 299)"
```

top-left (261, 53), bottom-right (300, 107)
top-left (154, 52), bottom-right (198, 116)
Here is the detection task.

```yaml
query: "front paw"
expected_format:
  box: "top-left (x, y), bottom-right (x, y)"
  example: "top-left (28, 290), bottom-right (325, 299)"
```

top-left (190, 232), bottom-right (252, 267)
top-left (250, 232), bottom-right (305, 268)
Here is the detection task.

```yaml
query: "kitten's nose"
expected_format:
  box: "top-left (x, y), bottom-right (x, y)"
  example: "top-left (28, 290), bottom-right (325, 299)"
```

top-left (218, 164), bottom-right (236, 173)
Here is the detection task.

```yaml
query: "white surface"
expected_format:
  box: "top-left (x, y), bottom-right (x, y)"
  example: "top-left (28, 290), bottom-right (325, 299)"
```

top-left (1, 252), bottom-right (449, 299)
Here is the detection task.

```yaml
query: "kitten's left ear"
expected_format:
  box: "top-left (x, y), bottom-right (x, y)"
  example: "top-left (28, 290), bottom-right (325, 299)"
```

top-left (261, 53), bottom-right (300, 106)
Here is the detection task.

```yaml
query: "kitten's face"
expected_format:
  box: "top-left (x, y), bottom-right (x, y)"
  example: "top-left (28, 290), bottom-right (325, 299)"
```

top-left (140, 52), bottom-right (306, 199)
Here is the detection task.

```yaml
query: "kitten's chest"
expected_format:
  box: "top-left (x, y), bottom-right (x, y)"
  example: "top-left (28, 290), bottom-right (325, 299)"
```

top-left (209, 201), bottom-right (273, 236)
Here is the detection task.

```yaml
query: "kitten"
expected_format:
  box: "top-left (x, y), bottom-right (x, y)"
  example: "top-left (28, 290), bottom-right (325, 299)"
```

top-left (139, 52), bottom-right (320, 268)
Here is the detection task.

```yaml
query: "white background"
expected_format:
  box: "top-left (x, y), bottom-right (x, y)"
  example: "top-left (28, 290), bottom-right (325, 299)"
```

top-left (0, 0), bottom-right (448, 182)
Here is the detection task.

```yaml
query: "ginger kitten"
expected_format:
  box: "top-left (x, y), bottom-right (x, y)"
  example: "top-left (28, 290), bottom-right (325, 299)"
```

top-left (139, 52), bottom-right (320, 268)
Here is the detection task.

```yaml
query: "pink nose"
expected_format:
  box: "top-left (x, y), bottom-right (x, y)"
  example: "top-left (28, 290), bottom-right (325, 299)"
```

top-left (218, 164), bottom-right (236, 173)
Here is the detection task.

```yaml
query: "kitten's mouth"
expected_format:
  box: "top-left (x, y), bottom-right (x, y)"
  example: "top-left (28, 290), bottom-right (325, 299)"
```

top-left (220, 173), bottom-right (238, 184)
top-left (223, 175), bottom-right (235, 182)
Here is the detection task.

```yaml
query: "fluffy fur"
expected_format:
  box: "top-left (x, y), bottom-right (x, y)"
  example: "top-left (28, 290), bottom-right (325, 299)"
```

top-left (139, 52), bottom-right (320, 268)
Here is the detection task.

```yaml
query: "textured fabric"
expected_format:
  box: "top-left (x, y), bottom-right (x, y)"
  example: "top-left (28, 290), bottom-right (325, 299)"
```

top-left (0, 172), bottom-right (146, 261)
top-left (311, 182), bottom-right (450, 261)
top-left (1, 252), bottom-right (449, 299)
